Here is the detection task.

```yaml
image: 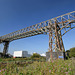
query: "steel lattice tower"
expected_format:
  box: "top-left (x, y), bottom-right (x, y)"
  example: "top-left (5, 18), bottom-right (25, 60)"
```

top-left (0, 11), bottom-right (75, 56)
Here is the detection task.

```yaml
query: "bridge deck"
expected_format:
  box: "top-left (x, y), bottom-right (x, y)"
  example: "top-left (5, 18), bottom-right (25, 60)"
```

top-left (0, 11), bottom-right (75, 43)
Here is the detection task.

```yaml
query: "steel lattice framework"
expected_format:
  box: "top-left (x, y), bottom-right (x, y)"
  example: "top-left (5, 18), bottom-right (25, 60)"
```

top-left (0, 11), bottom-right (75, 55)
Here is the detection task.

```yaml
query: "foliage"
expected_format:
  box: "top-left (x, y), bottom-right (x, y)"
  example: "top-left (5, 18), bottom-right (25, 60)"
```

top-left (66, 50), bottom-right (70, 58)
top-left (31, 53), bottom-right (41, 58)
top-left (0, 59), bottom-right (74, 75)
top-left (69, 47), bottom-right (75, 57)
top-left (0, 56), bottom-right (46, 63)
top-left (66, 50), bottom-right (70, 52)
top-left (0, 58), bottom-right (2, 61)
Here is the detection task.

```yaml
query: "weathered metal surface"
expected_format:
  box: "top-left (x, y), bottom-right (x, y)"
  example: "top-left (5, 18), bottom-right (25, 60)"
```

top-left (0, 11), bottom-right (75, 42)
top-left (0, 11), bottom-right (75, 55)
top-left (3, 41), bottom-right (9, 55)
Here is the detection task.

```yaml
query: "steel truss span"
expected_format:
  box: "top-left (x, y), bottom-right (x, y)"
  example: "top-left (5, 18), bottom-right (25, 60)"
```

top-left (0, 11), bottom-right (75, 55)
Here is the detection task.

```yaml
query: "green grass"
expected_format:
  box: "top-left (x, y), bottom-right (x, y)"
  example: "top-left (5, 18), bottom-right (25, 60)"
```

top-left (0, 58), bottom-right (74, 75)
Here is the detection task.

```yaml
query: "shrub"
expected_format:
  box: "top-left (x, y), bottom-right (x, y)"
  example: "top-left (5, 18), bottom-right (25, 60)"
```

top-left (31, 53), bottom-right (41, 58)
top-left (69, 47), bottom-right (75, 57)
top-left (66, 50), bottom-right (70, 58)
top-left (0, 58), bottom-right (2, 61)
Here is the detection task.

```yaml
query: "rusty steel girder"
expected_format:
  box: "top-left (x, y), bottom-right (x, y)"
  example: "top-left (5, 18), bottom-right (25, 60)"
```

top-left (3, 41), bottom-right (9, 55)
top-left (0, 11), bottom-right (75, 55)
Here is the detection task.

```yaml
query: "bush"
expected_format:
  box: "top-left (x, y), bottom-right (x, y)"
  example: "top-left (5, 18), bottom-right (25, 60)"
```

top-left (31, 53), bottom-right (41, 58)
top-left (69, 47), bottom-right (75, 57)
top-left (66, 50), bottom-right (70, 58)
top-left (0, 58), bottom-right (2, 61)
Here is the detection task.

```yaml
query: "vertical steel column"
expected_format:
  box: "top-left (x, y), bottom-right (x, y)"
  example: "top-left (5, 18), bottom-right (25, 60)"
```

top-left (49, 23), bottom-right (53, 60)
top-left (3, 41), bottom-right (9, 55)
top-left (55, 19), bottom-right (62, 51)
top-left (49, 24), bottom-right (52, 52)
top-left (59, 31), bottom-right (65, 52)
top-left (55, 32), bottom-right (57, 51)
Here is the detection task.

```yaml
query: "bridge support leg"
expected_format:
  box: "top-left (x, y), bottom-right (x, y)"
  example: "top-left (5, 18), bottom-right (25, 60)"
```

top-left (3, 41), bottom-right (9, 56)
top-left (48, 19), bottom-right (65, 61)
top-left (49, 24), bottom-right (53, 60)
top-left (59, 31), bottom-right (65, 52)
top-left (54, 19), bottom-right (65, 52)
top-left (55, 21), bottom-right (62, 51)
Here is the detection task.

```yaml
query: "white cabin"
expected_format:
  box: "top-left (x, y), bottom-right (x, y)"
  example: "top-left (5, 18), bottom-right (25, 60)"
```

top-left (13, 51), bottom-right (31, 57)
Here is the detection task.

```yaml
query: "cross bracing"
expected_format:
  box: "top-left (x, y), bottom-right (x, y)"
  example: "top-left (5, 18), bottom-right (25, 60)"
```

top-left (0, 11), bottom-right (75, 55)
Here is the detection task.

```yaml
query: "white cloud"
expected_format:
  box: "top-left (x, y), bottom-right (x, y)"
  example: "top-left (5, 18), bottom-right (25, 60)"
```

top-left (40, 53), bottom-right (46, 56)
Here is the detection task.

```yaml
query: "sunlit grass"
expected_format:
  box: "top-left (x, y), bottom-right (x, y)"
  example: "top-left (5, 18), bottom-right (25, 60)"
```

top-left (0, 58), bottom-right (74, 75)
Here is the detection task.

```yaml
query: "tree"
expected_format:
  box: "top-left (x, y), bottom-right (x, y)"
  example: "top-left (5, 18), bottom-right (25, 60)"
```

top-left (31, 53), bottom-right (41, 58)
top-left (69, 47), bottom-right (75, 57)
top-left (66, 50), bottom-right (70, 52)
top-left (66, 50), bottom-right (70, 58)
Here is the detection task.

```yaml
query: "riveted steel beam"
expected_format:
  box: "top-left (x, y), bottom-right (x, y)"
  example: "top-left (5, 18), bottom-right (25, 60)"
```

top-left (3, 41), bottom-right (9, 56)
top-left (0, 11), bottom-right (75, 55)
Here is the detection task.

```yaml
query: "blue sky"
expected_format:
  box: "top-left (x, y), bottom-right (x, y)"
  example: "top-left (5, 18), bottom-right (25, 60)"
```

top-left (0, 0), bottom-right (75, 55)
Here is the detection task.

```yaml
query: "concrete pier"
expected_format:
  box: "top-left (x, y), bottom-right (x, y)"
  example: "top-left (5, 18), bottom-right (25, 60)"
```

top-left (46, 52), bottom-right (65, 61)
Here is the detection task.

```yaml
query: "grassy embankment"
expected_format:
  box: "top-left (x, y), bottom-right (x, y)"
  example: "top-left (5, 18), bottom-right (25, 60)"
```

top-left (0, 58), bottom-right (75, 75)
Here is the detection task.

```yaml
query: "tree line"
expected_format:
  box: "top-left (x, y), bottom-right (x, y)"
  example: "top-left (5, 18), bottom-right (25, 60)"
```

top-left (66, 47), bottom-right (75, 58)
